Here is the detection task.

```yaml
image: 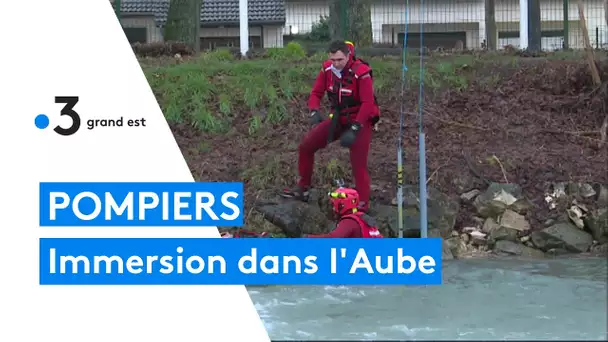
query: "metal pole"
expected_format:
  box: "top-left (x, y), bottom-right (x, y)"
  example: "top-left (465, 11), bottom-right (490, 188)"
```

top-left (239, 0), bottom-right (249, 57)
top-left (418, 0), bottom-right (428, 239)
top-left (397, 1), bottom-right (410, 239)
top-left (520, 0), bottom-right (529, 49)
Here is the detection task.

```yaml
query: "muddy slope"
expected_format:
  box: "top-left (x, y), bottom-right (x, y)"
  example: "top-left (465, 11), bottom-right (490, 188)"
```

top-left (171, 57), bottom-right (608, 231)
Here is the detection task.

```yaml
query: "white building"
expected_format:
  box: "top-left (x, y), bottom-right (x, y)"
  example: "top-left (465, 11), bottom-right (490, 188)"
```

top-left (284, 0), bottom-right (608, 50)
top-left (115, 0), bottom-right (608, 50)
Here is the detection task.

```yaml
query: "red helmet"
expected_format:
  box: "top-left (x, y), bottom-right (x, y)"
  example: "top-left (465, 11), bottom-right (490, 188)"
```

top-left (345, 40), bottom-right (356, 60)
top-left (328, 187), bottom-right (359, 216)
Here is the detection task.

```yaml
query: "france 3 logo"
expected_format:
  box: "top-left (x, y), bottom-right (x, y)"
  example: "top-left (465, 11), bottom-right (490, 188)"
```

top-left (34, 96), bottom-right (81, 136)
top-left (34, 96), bottom-right (146, 135)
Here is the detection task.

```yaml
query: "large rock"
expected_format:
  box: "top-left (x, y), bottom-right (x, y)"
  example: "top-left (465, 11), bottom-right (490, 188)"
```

top-left (469, 230), bottom-right (488, 246)
top-left (445, 235), bottom-right (469, 258)
top-left (488, 226), bottom-right (520, 246)
top-left (530, 222), bottom-right (594, 253)
top-left (482, 214), bottom-right (527, 248)
top-left (493, 240), bottom-right (545, 258)
top-left (382, 185), bottom-right (460, 238)
top-left (482, 217), bottom-right (500, 233)
top-left (256, 199), bottom-right (330, 237)
top-left (583, 208), bottom-right (608, 243)
top-left (497, 209), bottom-right (531, 232)
top-left (473, 183), bottom-right (523, 218)
top-left (442, 239), bottom-right (454, 260)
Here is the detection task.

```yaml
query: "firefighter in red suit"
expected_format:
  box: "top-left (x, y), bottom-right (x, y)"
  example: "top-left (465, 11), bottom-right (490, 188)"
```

top-left (301, 187), bottom-right (383, 238)
top-left (281, 40), bottom-right (380, 213)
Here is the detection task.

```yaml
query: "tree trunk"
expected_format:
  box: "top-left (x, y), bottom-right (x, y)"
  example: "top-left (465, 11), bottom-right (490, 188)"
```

top-left (163, 0), bottom-right (202, 52)
top-left (328, 0), bottom-right (373, 48)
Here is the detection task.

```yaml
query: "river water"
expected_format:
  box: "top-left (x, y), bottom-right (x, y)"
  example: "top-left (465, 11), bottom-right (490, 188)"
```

top-left (247, 256), bottom-right (607, 341)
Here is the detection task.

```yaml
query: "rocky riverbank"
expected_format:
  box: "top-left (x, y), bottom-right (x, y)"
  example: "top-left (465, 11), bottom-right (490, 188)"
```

top-left (256, 180), bottom-right (608, 260)
top-left (444, 181), bottom-right (607, 259)
top-left (140, 46), bottom-right (607, 258)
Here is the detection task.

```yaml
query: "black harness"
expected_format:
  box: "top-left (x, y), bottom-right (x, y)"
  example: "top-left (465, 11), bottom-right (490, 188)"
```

top-left (326, 59), bottom-right (379, 143)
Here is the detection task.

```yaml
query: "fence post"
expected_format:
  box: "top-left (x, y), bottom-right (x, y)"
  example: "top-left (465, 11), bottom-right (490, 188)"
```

top-left (563, 0), bottom-right (569, 49)
top-left (485, 0), bottom-right (497, 50)
top-left (528, 0), bottom-right (541, 52)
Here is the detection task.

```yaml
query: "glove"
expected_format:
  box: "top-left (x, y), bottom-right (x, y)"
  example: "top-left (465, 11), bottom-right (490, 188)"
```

top-left (309, 110), bottom-right (324, 127)
top-left (339, 122), bottom-right (361, 147)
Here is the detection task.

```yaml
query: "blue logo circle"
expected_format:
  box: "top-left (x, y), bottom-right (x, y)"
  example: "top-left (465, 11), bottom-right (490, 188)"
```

top-left (35, 114), bottom-right (50, 129)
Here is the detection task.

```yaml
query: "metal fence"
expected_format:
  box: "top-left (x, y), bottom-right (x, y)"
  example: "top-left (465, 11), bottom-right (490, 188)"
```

top-left (282, 0), bottom-right (608, 51)
top-left (113, 0), bottom-right (608, 52)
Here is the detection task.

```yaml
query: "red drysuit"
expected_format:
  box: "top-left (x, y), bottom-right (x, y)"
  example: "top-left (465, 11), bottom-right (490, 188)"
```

top-left (305, 212), bottom-right (384, 238)
top-left (297, 52), bottom-right (379, 208)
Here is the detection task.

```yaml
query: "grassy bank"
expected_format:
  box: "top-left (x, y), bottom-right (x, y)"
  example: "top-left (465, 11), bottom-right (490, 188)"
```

top-left (143, 45), bottom-right (564, 135)
top-left (140, 45), bottom-right (607, 234)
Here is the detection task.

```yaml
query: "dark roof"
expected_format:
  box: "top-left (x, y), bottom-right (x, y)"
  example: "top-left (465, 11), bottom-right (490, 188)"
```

top-left (115, 0), bottom-right (286, 27)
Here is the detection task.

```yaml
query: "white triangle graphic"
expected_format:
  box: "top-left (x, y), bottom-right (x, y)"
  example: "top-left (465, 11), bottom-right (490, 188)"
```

top-left (0, 1), bottom-right (270, 341)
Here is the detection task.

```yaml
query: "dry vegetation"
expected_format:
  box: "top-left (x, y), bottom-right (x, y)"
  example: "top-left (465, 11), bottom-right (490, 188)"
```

top-left (138, 42), bottom-right (607, 233)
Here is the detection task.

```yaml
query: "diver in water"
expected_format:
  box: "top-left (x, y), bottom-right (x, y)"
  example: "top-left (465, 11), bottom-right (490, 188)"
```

top-left (301, 187), bottom-right (383, 238)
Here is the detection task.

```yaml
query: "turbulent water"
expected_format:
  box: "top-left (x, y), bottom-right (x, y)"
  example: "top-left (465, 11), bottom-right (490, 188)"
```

top-left (247, 257), bottom-right (607, 341)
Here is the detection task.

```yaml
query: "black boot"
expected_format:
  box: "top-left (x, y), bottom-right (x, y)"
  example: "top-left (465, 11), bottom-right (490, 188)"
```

top-left (280, 185), bottom-right (310, 202)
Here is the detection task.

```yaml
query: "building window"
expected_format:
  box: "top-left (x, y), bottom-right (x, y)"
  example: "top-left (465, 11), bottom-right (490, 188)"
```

top-left (398, 32), bottom-right (467, 50)
top-left (200, 36), bottom-right (262, 50)
top-left (123, 27), bottom-right (148, 44)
